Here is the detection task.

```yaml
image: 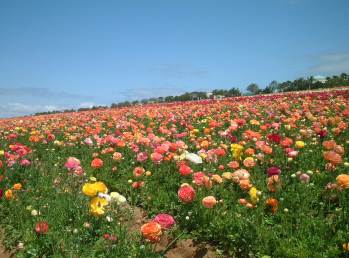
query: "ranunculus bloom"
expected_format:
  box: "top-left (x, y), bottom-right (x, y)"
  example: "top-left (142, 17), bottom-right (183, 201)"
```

top-left (267, 175), bottom-right (280, 192)
top-left (90, 197), bottom-right (109, 216)
top-left (112, 152), bottom-right (123, 161)
top-left (13, 183), bottom-right (22, 190)
top-left (299, 173), bottom-right (310, 183)
top-left (133, 167), bottom-right (145, 177)
top-left (178, 184), bottom-right (196, 203)
top-left (5, 189), bottom-right (12, 200)
top-left (267, 167), bottom-right (281, 177)
top-left (140, 221), bottom-right (162, 243)
top-left (202, 196), bottom-right (217, 208)
top-left (35, 221), bottom-right (49, 234)
top-left (91, 158), bottom-right (103, 169)
top-left (153, 214), bottom-right (175, 229)
top-left (323, 151), bottom-right (342, 165)
top-left (179, 164), bottom-right (192, 176)
top-left (295, 141), bottom-right (305, 148)
top-left (151, 152), bottom-right (163, 164)
top-left (265, 198), bottom-right (278, 214)
top-left (20, 159), bottom-right (31, 167)
top-left (243, 157), bottom-right (256, 168)
top-left (136, 152), bottom-right (148, 162)
top-left (336, 174), bottom-right (349, 189)
top-left (65, 157), bottom-right (81, 170)
top-left (82, 182), bottom-right (108, 197)
top-left (193, 172), bottom-right (205, 185)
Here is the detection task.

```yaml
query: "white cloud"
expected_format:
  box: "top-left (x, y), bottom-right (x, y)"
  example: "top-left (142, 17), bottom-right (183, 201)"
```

top-left (309, 53), bottom-right (349, 74)
top-left (0, 102), bottom-right (63, 118)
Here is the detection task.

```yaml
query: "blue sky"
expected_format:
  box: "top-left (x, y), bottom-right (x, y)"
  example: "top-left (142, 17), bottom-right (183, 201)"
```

top-left (0, 0), bottom-right (348, 117)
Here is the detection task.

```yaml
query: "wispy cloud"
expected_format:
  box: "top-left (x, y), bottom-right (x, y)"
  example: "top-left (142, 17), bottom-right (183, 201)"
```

top-left (150, 64), bottom-right (209, 79)
top-left (0, 102), bottom-right (63, 117)
top-left (0, 87), bottom-right (93, 100)
top-left (309, 53), bottom-right (349, 74)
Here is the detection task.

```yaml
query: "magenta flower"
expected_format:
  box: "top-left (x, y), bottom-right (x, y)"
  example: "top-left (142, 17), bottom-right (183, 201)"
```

top-left (153, 214), bottom-right (175, 229)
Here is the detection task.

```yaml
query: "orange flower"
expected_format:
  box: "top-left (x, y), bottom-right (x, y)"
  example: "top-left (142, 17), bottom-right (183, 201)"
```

top-left (336, 174), bottom-right (349, 189)
top-left (91, 158), bottom-right (104, 169)
top-left (13, 183), bottom-right (22, 190)
top-left (5, 189), bottom-right (13, 200)
top-left (239, 179), bottom-right (252, 191)
top-left (140, 221), bottom-right (162, 243)
top-left (266, 198), bottom-right (279, 213)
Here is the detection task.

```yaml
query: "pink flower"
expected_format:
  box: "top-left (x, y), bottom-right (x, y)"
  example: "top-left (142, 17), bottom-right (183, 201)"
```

top-left (153, 214), bottom-right (175, 229)
top-left (136, 152), bottom-right (148, 162)
top-left (151, 152), bottom-right (163, 164)
top-left (84, 138), bottom-right (93, 146)
top-left (20, 159), bottom-right (31, 167)
top-left (193, 172), bottom-right (205, 185)
top-left (64, 157), bottom-right (81, 170)
top-left (299, 173), bottom-right (310, 183)
top-left (178, 184), bottom-right (196, 203)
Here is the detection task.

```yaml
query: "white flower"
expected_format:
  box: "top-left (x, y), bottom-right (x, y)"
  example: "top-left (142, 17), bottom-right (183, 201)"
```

top-left (184, 151), bottom-right (203, 164)
top-left (31, 209), bottom-right (38, 216)
top-left (106, 216), bottom-right (113, 222)
top-left (98, 193), bottom-right (111, 202)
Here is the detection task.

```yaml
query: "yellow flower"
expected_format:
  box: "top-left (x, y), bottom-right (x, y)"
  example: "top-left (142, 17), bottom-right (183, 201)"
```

top-left (82, 182), bottom-right (108, 197)
top-left (90, 197), bottom-right (108, 216)
top-left (249, 187), bottom-right (260, 204)
top-left (295, 141), bottom-right (305, 148)
top-left (0, 150), bottom-right (4, 156)
top-left (231, 144), bottom-right (244, 160)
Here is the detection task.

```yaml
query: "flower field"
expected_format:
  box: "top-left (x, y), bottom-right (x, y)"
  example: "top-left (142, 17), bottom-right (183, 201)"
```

top-left (0, 89), bottom-right (349, 258)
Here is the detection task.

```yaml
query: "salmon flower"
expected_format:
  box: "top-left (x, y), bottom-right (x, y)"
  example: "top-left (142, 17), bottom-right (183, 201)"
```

top-left (202, 196), bottom-right (217, 208)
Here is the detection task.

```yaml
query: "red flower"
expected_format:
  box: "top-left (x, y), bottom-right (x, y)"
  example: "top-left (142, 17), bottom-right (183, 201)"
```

top-left (179, 164), bottom-right (192, 176)
top-left (35, 221), bottom-right (49, 234)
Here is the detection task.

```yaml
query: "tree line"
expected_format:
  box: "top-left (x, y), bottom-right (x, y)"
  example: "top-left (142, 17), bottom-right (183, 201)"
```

top-left (34, 72), bottom-right (348, 116)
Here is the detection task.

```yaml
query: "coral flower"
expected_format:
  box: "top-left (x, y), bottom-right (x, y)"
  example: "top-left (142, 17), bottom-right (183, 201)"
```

top-left (91, 158), bottom-right (103, 169)
top-left (133, 167), bottom-right (145, 177)
top-left (151, 152), bottom-right (163, 164)
top-left (140, 221), bottom-right (162, 243)
top-left (336, 174), bottom-right (349, 189)
top-left (243, 157), bottom-right (256, 168)
top-left (323, 151), bottom-right (342, 165)
top-left (153, 214), bottom-right (175, 229)
top-left (202, 196), bottom-right (217, 208)
top-left (179, 164), bottom-right (192, 176)
top-left (35, 221), bottom-right (49, 234)
top-left (193, 172), bottom-right (205, 185)
top-left (178, 184), bottom-right (196, 203)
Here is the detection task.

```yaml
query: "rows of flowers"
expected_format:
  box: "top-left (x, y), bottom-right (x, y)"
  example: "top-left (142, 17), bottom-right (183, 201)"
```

top-left (0, 89), bottom-right (348, 257)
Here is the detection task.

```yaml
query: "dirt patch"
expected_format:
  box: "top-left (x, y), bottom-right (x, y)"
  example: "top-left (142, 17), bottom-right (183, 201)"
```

top-left (165, 239), bottom-right (219, 258)
top-left (124, 206), bottom-right (222, 257)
